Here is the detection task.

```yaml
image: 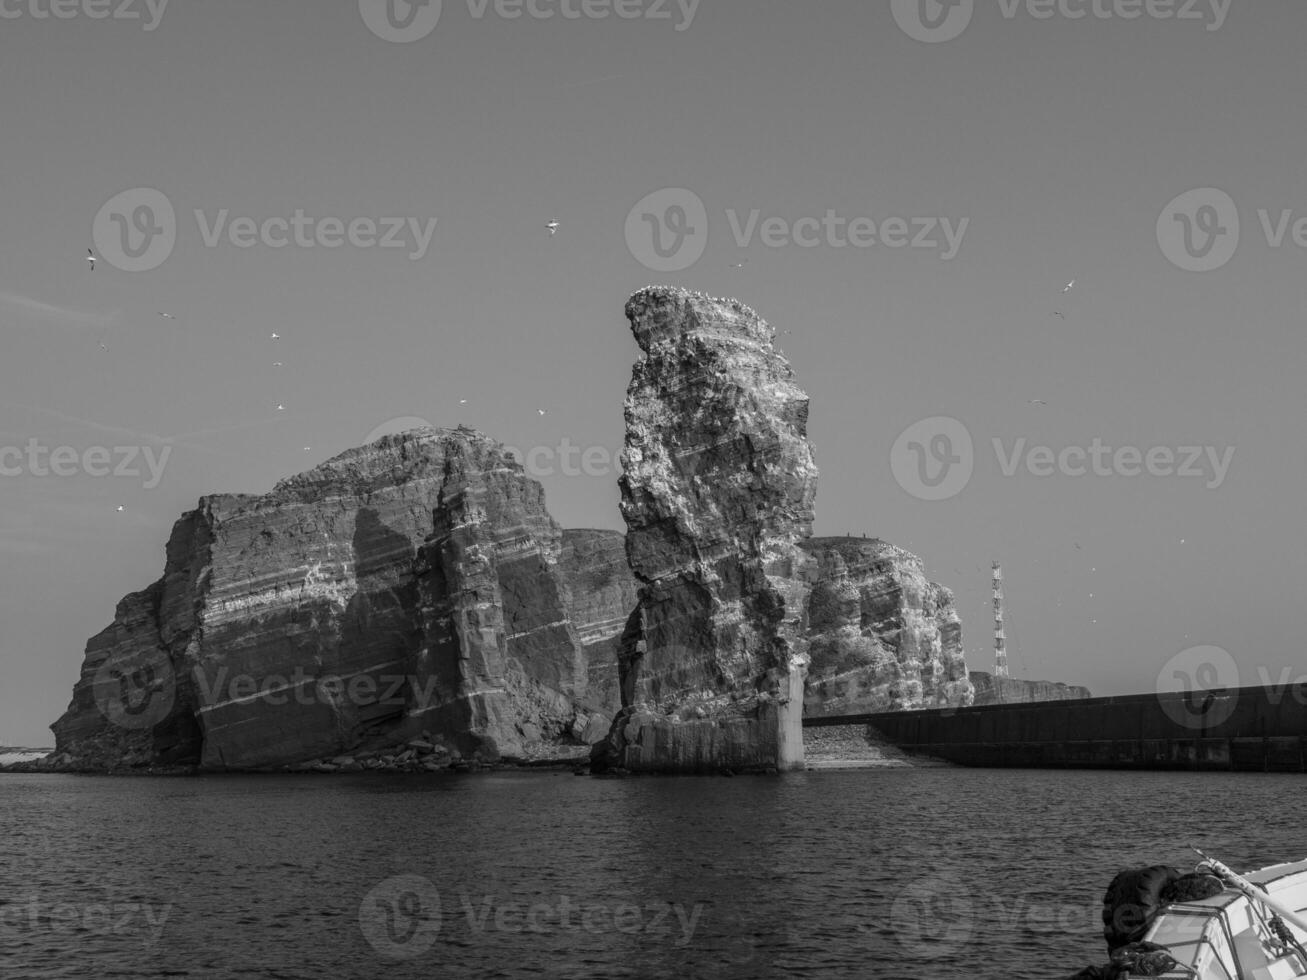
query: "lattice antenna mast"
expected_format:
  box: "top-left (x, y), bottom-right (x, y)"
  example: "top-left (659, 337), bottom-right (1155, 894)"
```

top-left (992, 561), bottom-right (1008, 678)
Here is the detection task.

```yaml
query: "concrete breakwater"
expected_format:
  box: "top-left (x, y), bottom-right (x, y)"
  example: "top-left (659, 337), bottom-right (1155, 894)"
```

top-left (805, 685), bottom-right (1307, 771)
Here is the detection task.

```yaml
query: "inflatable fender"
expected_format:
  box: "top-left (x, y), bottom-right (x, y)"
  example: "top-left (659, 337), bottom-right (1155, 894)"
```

top-left (1101, 865), bottom-right (1181, 953)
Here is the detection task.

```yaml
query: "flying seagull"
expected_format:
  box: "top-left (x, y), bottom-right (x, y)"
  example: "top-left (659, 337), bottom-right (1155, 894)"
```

top-left (270, 332), bottom-right (280, 340)
top-left (273, 361), bottom-right (283, 367)
top-left (1063, 280), bottom-right (1075, 292)
top-left (546, 220), bottom-right (560, 236)
top-left (459, 399), bottom-right (468, 404)
top-left (1028, 398), bottom-right (1047, 405)
top-left (538, 409), bottom-right (546, 416)
top-left (116, 505), bottom-right (124, 512)
top-left (730, 260), bottom-right (747, 269)
top-left (87, 249), bottom-right (96, 271)
top-left (277, 404), bottom-right (285, 412)
top-left (1052, 311), bottom-right (1065, 319)
top-left (158, 312), bottom-right (175, 320)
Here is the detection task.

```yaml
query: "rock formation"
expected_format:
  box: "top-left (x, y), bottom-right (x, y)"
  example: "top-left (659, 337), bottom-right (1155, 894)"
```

top-left (801, 537), bottom-right (974, 715)
top-left (969, 671), bottom-right (1091, 705)
top-left (51, 428), bottom-right (608, 770)
top-left (563, 531), bottom-right (978, 721)
top-left (557, 529), bottom-right (638, 717)
top-left (602, 287), bottom-right (819, 773)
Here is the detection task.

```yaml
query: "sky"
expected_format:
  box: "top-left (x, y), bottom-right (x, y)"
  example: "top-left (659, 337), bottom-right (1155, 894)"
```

top-left (2, 0), bottom-right (1305, 745)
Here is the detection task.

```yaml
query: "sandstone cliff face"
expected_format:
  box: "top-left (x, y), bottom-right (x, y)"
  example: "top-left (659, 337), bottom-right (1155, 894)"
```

top-left (801, 537), bottom-right (974, 715)
top-left (51, 428), bottom-right (605, 770)
top-left (969, 671), bottom-right (1091, 705)
top-left (607, 287), bottom-right (819, 772)
top-left (557, 529), bottom-right (638, 717)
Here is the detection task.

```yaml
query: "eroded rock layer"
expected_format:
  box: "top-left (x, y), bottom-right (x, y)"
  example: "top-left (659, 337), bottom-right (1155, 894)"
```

top-left (968, 671), bottom-right (1091, 705)
top-left (557, 529), bottom-right (638, 718)
top-left (609, 287), bottom-right (819, 772)
top-left (801, 537), bottom-right (974, 715)
top-left (51, 428), bottom-right (603, 770)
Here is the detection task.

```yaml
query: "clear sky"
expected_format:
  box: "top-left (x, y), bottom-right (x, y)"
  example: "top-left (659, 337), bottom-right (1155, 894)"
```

top-left (2, 0), bottom-right (1304, 745)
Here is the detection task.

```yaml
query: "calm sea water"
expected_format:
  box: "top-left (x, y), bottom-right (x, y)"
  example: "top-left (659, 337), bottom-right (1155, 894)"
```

top-left (1, 768), bottom-right (1303, 980)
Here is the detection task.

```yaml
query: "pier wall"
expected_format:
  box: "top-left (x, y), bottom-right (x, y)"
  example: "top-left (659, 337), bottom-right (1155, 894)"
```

top-left (804, 685), bottom-right (1307, 771)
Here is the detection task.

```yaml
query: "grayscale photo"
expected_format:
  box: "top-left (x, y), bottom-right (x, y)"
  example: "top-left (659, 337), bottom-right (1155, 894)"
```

top-left (1, 2), bottom-right (1302, 978)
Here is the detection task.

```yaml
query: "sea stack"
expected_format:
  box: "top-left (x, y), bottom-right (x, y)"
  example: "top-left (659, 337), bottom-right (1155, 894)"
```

top-left (606, 287), bottom-right (819, 773)
top-left (50, 428), bottom-right (607, 770)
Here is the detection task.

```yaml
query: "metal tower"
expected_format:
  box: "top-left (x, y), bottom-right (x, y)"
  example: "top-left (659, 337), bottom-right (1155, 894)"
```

top-left (992, 561), bottom-right (1008, 678)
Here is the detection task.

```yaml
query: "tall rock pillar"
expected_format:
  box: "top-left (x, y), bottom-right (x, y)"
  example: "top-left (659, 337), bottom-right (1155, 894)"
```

top-left (612, 287), bottom-right (819, 772)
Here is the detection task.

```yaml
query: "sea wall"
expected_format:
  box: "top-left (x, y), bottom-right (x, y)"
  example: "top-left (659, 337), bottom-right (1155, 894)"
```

top-left (816, 685), bottom-right (1307, 771)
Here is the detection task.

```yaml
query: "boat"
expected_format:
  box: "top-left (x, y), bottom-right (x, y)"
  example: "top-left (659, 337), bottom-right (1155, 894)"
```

top-left (1070, 851), bottom-right (1307, 979)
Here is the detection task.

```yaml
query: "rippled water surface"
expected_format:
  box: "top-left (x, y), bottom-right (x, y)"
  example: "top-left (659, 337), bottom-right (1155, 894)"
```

top-left (2, 768), bottom-right (1304, 979)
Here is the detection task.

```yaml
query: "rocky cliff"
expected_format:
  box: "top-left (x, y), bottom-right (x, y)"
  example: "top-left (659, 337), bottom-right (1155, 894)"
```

top-left (969, 671), bottom-right (1091, 705)
top-left (51, 428), bottom-right (609, 770)
top-left (801, 537), bottom-right (973, 715)
top-left (557, 529), bottom-right (637, 717)
top-left (562, 531), bottom-right (977, 720)
top-left (603, 287), bottom-right (819, 773)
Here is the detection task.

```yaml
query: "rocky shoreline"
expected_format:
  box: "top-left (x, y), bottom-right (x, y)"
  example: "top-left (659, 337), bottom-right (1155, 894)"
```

top-left (2, 727), bottom-right (952, 775)
top-left (802, 725), bottom-right (954, 770)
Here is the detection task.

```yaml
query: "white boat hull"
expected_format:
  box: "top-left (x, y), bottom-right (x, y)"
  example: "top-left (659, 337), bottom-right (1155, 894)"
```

top-left (1141, 858), bottom-right (1307, 979)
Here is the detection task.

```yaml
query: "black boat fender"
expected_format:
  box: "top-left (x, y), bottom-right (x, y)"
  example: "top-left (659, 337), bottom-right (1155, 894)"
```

top-left (1101, 865), bottom-right (1182, 953)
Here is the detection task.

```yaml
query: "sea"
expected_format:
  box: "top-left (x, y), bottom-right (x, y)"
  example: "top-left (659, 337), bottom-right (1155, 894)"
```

top-left (1, 767), bottom-right (1303, 980)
